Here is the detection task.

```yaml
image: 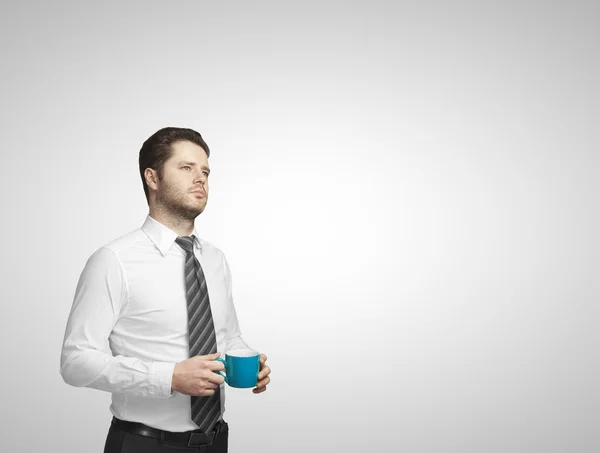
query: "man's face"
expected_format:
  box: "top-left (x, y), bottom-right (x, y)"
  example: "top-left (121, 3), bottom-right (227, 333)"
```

top-left (155, 140), bottom-right (210, 220)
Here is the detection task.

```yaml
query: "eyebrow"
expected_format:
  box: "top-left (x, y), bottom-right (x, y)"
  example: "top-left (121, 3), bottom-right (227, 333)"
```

top-left (178, 161), bottom-right (211, 173)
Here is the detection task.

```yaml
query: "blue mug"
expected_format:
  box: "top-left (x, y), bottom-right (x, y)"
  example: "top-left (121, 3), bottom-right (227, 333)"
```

top-left (216, 349), bottom-right (260, 388)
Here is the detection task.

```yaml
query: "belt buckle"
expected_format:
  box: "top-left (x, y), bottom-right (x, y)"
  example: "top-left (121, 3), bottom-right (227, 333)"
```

top-left (187, 431), bottom-right (215, 448)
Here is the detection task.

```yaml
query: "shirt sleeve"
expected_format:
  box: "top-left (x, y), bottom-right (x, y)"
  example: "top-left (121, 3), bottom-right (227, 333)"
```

top-left (221, 252), bottom-right (252, 352)
top-left (60, 247), bottom-right (175, 398)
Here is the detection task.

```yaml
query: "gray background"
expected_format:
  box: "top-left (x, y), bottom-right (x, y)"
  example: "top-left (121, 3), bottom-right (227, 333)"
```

top-left (1, 1), bottom-right (598, 452)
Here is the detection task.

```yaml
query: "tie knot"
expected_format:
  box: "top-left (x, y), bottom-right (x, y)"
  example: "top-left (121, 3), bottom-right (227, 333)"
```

top-left (175, 236), bottom-right (195, 253)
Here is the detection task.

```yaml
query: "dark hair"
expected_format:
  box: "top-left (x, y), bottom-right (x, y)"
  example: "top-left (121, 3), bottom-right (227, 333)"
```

top-left (138, 127), bottom-right (210, 202)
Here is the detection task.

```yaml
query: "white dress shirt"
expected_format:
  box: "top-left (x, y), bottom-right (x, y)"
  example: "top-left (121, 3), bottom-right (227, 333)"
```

top-left (60, 215), bottom-right (250, 432)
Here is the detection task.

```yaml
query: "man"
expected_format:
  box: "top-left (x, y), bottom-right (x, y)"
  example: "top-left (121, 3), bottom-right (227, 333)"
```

top-left (60, 127), bottom-right (271, 453)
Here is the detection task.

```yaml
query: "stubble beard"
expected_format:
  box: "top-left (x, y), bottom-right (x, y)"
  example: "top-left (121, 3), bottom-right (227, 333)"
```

top-left (157, 180), bottom-right (207, 222)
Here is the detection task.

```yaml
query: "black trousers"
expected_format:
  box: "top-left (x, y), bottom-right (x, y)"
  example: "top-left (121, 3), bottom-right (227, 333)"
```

top-left (103, 418), bottom-right (228, 453)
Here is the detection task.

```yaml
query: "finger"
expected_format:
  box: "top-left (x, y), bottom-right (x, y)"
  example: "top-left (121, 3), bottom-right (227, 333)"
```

top-left (197, 352), bottom-right (222, 360)
top-left (258, 366), bottom-right (271, 380)
top-left (252, 386), bottom-right (266, 394)
top-left (259, 354), bottom-right (267, 364)
top-left (256, 376), bottom-right (271, 389)
top-left (206, 372), bottom-right (226, 385)
top-left (199, 388), bottom-right (216, 396)
top-left (205, 360), bottom-right (225, 372)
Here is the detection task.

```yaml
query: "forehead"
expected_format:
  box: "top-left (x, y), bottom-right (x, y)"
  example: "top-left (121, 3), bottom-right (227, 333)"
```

top-left (167, 140), bottom-right (209, 165)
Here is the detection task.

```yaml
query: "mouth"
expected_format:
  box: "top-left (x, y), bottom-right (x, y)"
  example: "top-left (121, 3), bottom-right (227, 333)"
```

top-left (190, 189), bottom-right (206, 197)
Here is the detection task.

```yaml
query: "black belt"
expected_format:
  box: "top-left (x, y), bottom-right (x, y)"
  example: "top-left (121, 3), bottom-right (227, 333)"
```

top-left (111, 417), bottom-right (227, 448)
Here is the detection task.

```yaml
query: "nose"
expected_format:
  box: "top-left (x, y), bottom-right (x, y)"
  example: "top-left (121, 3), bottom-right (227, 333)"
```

top-left (193, 171), bottom-right (207, 184)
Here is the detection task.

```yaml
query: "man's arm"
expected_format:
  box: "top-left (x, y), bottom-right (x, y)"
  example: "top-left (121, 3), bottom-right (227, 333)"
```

top-left (60, 247), bottom-right (175, 398)
top-left (220, 252), bottom-right (272, 393)
top-left (221, 252), bottom-right (251, 352)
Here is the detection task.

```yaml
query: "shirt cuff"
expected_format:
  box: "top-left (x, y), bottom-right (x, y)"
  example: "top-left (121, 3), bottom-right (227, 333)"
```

top-left (150, 361), bottom-right (177, 398)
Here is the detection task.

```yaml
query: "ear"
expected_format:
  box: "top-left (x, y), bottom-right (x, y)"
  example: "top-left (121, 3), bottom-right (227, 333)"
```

top-left (144, 168), bottom-right (159, 192)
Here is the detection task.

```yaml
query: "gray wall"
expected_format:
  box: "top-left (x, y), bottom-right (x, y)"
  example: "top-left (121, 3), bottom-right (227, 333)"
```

top-left (1, 1), bottom-right (598, 452)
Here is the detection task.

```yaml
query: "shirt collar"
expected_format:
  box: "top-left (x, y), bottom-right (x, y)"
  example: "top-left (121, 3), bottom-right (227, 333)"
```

top-left (141, 215), bottom-right (203, 257)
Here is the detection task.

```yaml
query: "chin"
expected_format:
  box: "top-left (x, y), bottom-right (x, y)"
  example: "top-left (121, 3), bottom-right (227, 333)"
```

top-left (187, 206), bottom-right (205, 218)
top-left (170, 202), bottom-right (205, 220)
top-left (191, 203), bottom-right (207, 217)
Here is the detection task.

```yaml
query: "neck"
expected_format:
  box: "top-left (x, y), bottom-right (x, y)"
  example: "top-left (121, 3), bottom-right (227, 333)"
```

top-left (149, 205), bottom-right (195, 237)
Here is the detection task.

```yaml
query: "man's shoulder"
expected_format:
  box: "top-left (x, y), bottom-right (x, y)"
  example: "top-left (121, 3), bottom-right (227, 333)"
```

top-left (77, 228), bottom-right (147, 281)
top-left (97, 227), bottom-right (147, 257)
top-left (197, 236), bottom-right (222, 253)
top-left (197, 237), bottom-right (227, 260)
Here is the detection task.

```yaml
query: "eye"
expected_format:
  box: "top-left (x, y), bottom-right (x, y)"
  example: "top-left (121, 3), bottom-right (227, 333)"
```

top-left (182, 166), bottom-right (191, 171)
top-left (203, 171), bottom-right (209, 177)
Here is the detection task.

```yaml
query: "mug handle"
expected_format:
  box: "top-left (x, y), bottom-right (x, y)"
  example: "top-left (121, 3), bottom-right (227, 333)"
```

top-left (215, 357), bottom-right (228, 384)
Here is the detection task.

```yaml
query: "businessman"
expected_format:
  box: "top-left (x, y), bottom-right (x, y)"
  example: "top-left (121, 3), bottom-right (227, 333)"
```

top-left (60, 127), bottom-right (271, 452)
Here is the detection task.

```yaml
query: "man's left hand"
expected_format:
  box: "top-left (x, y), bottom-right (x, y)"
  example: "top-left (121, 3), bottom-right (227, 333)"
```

top-left (253, 353), bottom-right (271, 394)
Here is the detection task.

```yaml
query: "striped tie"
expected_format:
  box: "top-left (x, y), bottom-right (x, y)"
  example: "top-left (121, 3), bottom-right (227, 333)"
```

top-left (175, 235), bottom-right (221, 432)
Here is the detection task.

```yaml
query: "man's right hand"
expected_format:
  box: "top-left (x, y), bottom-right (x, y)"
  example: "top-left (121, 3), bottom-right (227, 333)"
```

top-left (171, 352), bottom-right (225, 396)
